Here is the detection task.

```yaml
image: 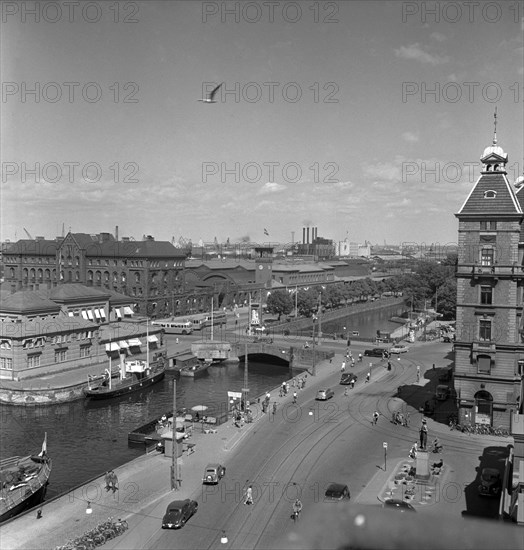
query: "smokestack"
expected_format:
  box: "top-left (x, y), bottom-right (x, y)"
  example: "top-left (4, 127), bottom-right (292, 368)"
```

top-left (115, 225), bottom-right (119, 241)
top-left (306, 227), bottom-right (310, 244)
top-left (303, 227), bottom-right (306, 244)
top-left (315, 227), bottom-right (318, 241)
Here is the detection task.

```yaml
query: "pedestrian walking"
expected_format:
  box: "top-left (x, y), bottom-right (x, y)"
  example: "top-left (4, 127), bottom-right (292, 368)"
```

top-left (244, 485), bottom-right (253, 505)
top-left (104, 471), bottom-right (112, 492)
top-left (344, 388), bottom-right (348, 397)
top-left (292, 378), bottom-right (296, 387)
top-left (416, 365), bottom-right (420, 382)
top-left (272, 402), bottom-right (277, 416)
top-left (266, 392), bottom-right (271, 402)
top-left (292, 391), bottom-right (297, 404)
top-left (372, 411), bottom-right (379, 425)
top-left (340, 362), bottom-right (346, 373)
top-left (419, 419), bottom-right (428, 450)
top-left (279, 387), bottom-right (283, 398)
top-left (175, 337), bottom-right (179, 345)
top-left (350, 379), bottom-right (355, 389)
top-left (110, 471), bottom-right (118, 492)
top-left (358, 353), bottom-right (362, 362)
top-left (365, 372), bottom-right (370, 383)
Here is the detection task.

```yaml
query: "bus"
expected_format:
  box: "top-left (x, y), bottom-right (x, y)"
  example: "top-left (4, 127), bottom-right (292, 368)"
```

top-left (188, 314), bottom-right (207, 331)
top-left (151, 320), bottom-right (193, 335)
top-left (204, 311), bottom-right (227, 326)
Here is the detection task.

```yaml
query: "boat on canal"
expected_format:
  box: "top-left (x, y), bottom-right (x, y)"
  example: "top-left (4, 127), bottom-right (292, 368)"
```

top-left (84, 359), bottom-right (166, 400)
top-left (0, 434), bottom-right (52, 523)
top-left (179, 361), bottom-right (212, 378)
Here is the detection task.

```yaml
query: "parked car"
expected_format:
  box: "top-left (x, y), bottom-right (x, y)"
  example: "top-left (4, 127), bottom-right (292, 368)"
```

top-left (340, 373), bottom-right (358, 385)
top-left (364, 348), bottom-right (385, 357)
top-left (316, 388), bottom-right (335, 400)
top-left (435, 385), bottom-right (450, 401)
top-left (478, 468), bottom-right (502, 497)
top-left (324, 483), bottom-right (351, 501)
top-left (382, 499), bottom-right (416, 512)
top-left (390, 344), bottom-right (409, 354)
top-left (202, 463), bottom-right (226, 484)
top-left (162, 499), bottom-right (198, 529)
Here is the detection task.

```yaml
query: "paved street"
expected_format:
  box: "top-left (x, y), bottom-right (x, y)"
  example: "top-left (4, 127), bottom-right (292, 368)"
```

top-left (2, 340), bottom-right (519, 550)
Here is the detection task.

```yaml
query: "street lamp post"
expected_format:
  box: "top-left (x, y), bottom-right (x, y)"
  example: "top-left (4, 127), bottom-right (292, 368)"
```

top-left (170, 377), bottom-right (179, 490)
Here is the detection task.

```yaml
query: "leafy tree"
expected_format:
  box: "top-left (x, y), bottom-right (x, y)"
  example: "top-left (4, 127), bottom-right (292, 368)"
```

top-left (266, 290), bottom-right (293, 319)
top-left (435, 278), bottom-right (456, 320)
top-left (296, 289), bottom-right (318, 317)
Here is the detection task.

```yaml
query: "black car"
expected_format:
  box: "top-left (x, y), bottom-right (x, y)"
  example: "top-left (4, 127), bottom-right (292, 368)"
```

top-left (478, 468), bottom-right (502, 497)
top-left (364, 348), bottom-right (386, 357)
top-left (340, 373), bottom-right (358, 385)
top-left (324, 483), bottom-right (351, 501)
top-left (162, 499), bottom-right (198, 529)
top-left (383, 499), bottom-right (417, 512)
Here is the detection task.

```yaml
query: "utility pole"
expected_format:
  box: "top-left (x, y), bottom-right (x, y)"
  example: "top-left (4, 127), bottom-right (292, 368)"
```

top-left (171, 377), bottom-right (179, 490)
top-left (312, 314), bottom-right (317, 377)
top-left (242, 338), bottom-right (249, 411)
top-left (318, 292), bottom-right (322, 339)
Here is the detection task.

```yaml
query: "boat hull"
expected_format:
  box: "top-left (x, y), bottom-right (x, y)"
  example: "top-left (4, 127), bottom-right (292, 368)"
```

top-left (84, 369), bottom-right (166, 400)
top-left (0, 456), bottom-right (52, 524)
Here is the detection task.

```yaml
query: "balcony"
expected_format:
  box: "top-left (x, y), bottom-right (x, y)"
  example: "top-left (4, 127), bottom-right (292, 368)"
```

top-left (456, 263), bottom-right (524, 280)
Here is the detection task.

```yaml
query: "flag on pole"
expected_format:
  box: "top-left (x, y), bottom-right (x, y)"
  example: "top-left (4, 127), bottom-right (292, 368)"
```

top-left (38, 432), bottom-right (47, 457)
top-left (264, 228), bottom-right (269, 236)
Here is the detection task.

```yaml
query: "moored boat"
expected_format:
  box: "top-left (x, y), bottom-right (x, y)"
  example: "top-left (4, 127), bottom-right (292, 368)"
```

top-left (179, 361), bottom-right (212, 378)
top-left (0, 434), bottom-right (51, 523)
top-left (84, 360), bottom-right (166, 399)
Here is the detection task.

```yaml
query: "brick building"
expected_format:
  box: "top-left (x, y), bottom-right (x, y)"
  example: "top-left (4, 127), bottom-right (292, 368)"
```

top-left (454, 127), bottom-right (524, 429)
top-left (1, 232), bottom-right (187, 319)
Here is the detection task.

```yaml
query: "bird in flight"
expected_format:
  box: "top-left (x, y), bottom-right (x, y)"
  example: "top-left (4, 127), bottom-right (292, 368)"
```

top-left (198, 83), bottom-right (223, 103)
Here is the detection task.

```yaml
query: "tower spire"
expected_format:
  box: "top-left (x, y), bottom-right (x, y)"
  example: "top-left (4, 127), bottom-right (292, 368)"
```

top-left (493, 106), bottom-right (497, 145)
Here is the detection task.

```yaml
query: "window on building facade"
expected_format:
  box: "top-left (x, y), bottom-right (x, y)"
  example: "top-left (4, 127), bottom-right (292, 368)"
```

top-left (54, 349), bottom-right (67, 362)
top-left (479, 319), bottom-right (492, 342)
top-left (480, 286), bottom-right (493, 305)
top-left (477, 355), bottom-right (491, 374)
top-left (27, 354), bottom-right (41, 368)
top-left (484, 190), bottom-right (497, 199)
top-left (80, 345), bottom-right (91, 358)
top-left (0, 357), bottom-right (13, 370)
top-left (480, 248), bottom-right (494, 266)
top-left (480, 221), bottom-right (497, 231)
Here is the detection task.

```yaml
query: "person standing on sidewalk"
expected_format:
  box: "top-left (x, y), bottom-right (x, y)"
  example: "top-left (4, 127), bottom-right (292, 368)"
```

top-left (244, 485), bottom-right (253, 505)
top-left (293, 391), bottom-right (298, 404)
top-left (340, 361), bottom-right (346, 373)
top-left (372, 411), bottom-right (379, 425)
top-left (365, 372), bottom-right (370, 383)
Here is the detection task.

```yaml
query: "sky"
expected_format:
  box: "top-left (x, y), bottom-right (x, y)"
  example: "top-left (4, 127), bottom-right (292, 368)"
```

top-left (1, 0), bottom-right (523, 249)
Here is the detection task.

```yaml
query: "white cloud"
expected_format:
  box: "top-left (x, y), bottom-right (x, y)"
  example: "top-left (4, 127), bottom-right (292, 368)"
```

top-left (430, 32), bottom-right (447, 43)
top-left (395, 43), bottom-right (449, 65)
top-left (257, 181), bottom-right (287, 195)
top-left (401, 131), bottom-right (419, 143)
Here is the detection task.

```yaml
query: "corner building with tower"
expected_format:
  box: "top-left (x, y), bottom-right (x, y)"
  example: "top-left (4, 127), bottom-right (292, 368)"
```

top-left (454, 126), bottom-right (524, 429)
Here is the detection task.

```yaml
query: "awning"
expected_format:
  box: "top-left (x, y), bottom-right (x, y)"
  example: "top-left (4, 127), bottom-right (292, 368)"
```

top-left (81, 311), bottom-right (89, 320)
top-left (123, 306), bottom-right (134, 315)
top-left (115, 308), bottom-right (122, 318)
top-left (94, 309), bottom-right (101, 319)
top-left (128, 338), bottom-right (142, 347)
top-left (118, 340), bottom-right (129, 348)
top-left (87, 310), bottom-right (94, 320)
top-left (147, 335), bottom-right (159, 343)
top-left (105, 342), bottom-right (120, 351)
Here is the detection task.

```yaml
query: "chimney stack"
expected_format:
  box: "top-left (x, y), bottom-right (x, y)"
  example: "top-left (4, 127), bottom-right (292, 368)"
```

top-left (302, 227), bottom-right (306, 244)
top-left (115, 225), bottom-right (119, 242)
top-left (306, 227), bottom-right (310, 244)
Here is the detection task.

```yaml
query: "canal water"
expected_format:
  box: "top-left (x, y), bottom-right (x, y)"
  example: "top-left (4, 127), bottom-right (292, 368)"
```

top-left (0, 301), bottom-right (408, 500)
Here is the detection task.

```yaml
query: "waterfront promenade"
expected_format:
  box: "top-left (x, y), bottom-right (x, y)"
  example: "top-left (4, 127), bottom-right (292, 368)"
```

top-left (2, 339), bottom-right (519, 550)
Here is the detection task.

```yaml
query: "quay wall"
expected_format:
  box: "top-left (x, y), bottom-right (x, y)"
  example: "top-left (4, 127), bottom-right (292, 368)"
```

top-left (0, 381), bottom-right (87, 406)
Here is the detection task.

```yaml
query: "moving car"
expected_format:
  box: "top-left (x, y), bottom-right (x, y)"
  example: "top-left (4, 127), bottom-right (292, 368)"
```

top-left (202, 463), bottom-right (226, 484)
top-left (383, 499), bottom-right (417, 512)
top-left (316, 388), bottom-right (335, 400)
top-left (478, 468), bottom-right (502, 497)
top-left (324, 483), bottom-right (350, 501)
top-left (364, 348), bottom-right (385, 357)
top-left (390, 344), bottom-right (409, 354)
top-left (340, 373), bottom-right (358, 385)
top-left (162, 499), bottom-right (198, 529)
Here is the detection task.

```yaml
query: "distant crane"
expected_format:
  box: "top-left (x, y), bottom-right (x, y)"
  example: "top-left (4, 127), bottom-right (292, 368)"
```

top-left (23, 227), bottom-right (33, 240)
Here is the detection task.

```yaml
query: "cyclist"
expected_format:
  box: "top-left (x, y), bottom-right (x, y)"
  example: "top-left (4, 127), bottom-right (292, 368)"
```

top-left (292, 498), bottom-right (303, 521)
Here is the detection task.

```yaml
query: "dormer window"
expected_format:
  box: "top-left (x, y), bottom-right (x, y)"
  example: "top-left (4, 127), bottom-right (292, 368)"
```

top-left (484, 190), bottom-right (497, 199)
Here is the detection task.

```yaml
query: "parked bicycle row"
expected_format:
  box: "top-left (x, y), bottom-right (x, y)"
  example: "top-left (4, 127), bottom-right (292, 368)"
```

top-left (449, 420), bottom-right (509, 437)
top-left (54, 517), bottom-right (128, 550)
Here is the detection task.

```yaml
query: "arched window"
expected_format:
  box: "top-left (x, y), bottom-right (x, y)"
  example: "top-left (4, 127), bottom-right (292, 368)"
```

top-left (95, 270), bottom-right (101, 283)
top-left (45, 269), bottom-right (50, 280)
top-left (121, 272), bottom-right (126, 282)
top-left (484, 190), bottom-right (497, 199)
top-left (113, 271), bottom-right (118, 283)
top-left (104, 271), bottom-right (110, 283)
top-left (22, 267), bottom-right (28, 279)
top-left (87, 270), bottom-right (93, 282)
top-left (9, 267), bottom-right (15, 278)
top-left (75, 271), bottom-right (80, 281)
top-left (135, 272), bottom-right (141, 284)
